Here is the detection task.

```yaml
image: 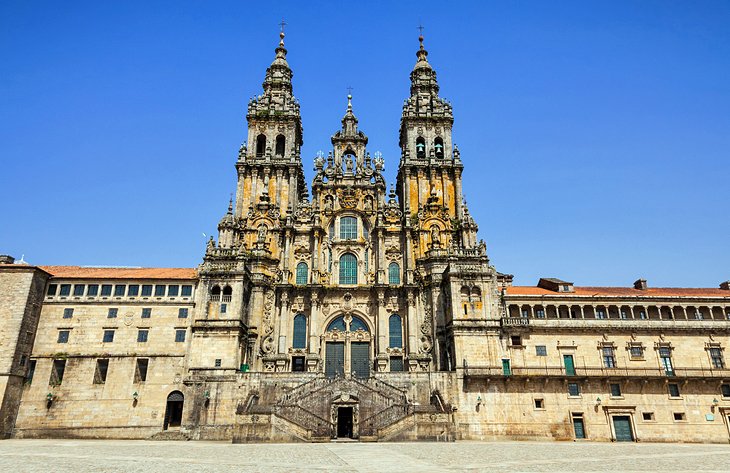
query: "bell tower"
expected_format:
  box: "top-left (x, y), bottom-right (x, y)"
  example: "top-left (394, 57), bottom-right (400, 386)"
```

top-left (396, 34), bottom-right (467, 260)
top-left (235, 30), bottom-right (306, 225)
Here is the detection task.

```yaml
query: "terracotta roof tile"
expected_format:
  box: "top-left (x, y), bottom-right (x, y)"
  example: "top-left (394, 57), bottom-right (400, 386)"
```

top-left (40, 266), bottom-right (197, 280)
top-left (506, 286), bottom-right (730, 298)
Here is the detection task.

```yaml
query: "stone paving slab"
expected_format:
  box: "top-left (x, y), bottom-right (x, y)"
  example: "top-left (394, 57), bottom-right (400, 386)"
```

top-left (0, 439), bottom-right (729, 472)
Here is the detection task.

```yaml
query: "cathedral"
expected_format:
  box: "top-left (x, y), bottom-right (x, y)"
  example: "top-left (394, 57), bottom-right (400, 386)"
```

top-left (1, 32), bottom-right (729, 443)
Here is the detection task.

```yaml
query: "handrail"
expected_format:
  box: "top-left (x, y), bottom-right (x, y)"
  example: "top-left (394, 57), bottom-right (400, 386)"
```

top-left (463, 364), bottom-right (730, 378)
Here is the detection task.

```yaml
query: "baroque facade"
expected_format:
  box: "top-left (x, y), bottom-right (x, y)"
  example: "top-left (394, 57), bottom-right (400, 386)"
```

top-left (2, 33), bottom-right (730, 443)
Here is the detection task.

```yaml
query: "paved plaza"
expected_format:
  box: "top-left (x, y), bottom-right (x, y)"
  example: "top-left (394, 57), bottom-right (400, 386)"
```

top-left (0, 439), bottom-right (729, 472)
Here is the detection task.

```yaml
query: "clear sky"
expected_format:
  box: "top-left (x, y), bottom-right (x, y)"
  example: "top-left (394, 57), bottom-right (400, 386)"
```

top-left (1, 1), bottom-right (729, 287)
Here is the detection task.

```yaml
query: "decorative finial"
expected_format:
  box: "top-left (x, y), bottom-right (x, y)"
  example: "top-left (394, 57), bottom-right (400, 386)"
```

top-left (417, 24), bottom-right (425, 50)
top-left (279, 19), bottom-right (287, 46)
top-left (346, 87), bottom-right (353, 110)
top-left (228, 194), bottom-right (233, 213)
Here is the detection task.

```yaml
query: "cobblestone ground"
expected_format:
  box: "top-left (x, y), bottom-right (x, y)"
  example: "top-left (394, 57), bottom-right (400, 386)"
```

top-left (1, 439), bottom-right (729, 472)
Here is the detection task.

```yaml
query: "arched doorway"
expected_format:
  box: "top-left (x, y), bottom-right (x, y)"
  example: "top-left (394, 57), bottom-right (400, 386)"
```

top-left (163, 391), bottom-right (184, 430)
top-left (323, 314), bottom-right (371, 379)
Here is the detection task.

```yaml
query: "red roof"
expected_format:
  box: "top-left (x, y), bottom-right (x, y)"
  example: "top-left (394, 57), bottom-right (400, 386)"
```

top-left (506, 286), bottom-right (730, 298)
top-left (40, 266), bottom-right (197, 280)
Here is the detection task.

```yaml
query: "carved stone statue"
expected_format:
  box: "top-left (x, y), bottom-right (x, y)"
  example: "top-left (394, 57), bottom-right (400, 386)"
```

top-left (257, 225), bottom-right (267, 243)
top-left (430, 226), bottom-right (441, 247)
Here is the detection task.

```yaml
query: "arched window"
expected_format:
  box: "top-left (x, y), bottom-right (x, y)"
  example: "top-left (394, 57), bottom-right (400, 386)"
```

top-left (389, 314), bottom-right (402, 348)
top-left (327, 316), bottom-right (347, 332)
top-left (340, 216), bottom-right (357, 240)
top-left (275, 134), bottom-right (285, 157)
top-left (350, 316), bottom-right (368, 332)
top-left (434, 137), bottom-right (444, 158)
top-left (211, 285), bottom-right (221, 296)
top-left (388, 262), bottom-right (400, 285)
top-left (255, 134), bottom-right (266, 157)
top-left (339, 253), bottom-right (357, 285)
top-left (292, 314), bottom-right (307, 348)
top-left (416, 137), bottom-right (426, 159)
top-left (295, 262), bottom-right (308, 285)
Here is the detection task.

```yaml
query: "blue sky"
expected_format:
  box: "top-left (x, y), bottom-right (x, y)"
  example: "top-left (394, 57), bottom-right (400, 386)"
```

top-left (1, 1), bottom-right (729, 287)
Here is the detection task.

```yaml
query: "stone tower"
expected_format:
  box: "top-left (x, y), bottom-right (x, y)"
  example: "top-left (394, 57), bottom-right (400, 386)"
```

top-left (396, 35), bottom-right (498, 371)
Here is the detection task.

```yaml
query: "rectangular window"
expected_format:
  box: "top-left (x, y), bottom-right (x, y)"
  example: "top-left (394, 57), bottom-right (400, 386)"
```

top-left (167, 285), bottom-right (179, 297)
top-left (214, 358), bottom-right (222, 367)
top-left (100, 284), bottom-right (112, 296)
top-left (57, 330), bottom-right (70, 343)
top-left (141, 308), bottom-right (151, 319)
top-left (137, 329), bottom-right (149, 343)
top-left (721, 384), bottom-right (730, 398)
top-left (536, 345), bottom-right (547, 356)
top-left (178, 308), bottom-right (188, 319)
top-left (535, 309), bottom-right (545, 318)
top-left (639, 311), bottom-right (647, 320)
top-left (93, 359), bottom-right (109, 384)
top-left (73, 284), bottom-right (85, 296)
top-left (127, 284), bottom-right (139, 296)
top-left (629, 345), bottom-right (644, 359)
top-left (134, 358), bottom-right (149, 383)
top-left (534, 398), bottom-right (544, 409)
top-left (141, 284), bottom-right (153, 296)
top-left (668, 383), bottom-right (680, 397)
top-left (610, 383), bottom-right (622, 397)
top-left (181, 285), bottom-right (193, 297)
top-left (673, 412), bottom-right (686, 421)
top-left (521, 309), bottom-right (529, 318)
top-left (510, 335), bottom-right (522, 347)
top-left (59, 284), bottom-right (71, 296)
top-left (107, 308), bottom-right (118, 318)
top-left (26, 359), bottom-right (37, 384)
top-left (154, 285), bottom-right (166, 297)
top-left (292, 356), bottom-right (305, 372)
top-left (175, 329), bottom-right (186, 343)
top-left (659, 347), bottom-right (674, 375)
top-left (103, 330), bottom-right (115, 343)
top-left (114, 284), bottom-right (126, 296)
top-left (63, 308), bottom-right (74, 319)
top-left (568, 383), bottom-right (581, 397)
top-left (87, 284), bottom-right (99, 296)
top-left (602, 347), bottom-right (616, 368)
top-left (339, 216), bottom-right (358, 239)
top-left (220, 303), bottom-right (227, 314)
top-left (709, 347), bottom-right (725, 369)
top-left (47, 284), bottom-right (58, 296)
top-left (390, 356), bottom-right (404, 372)
top-left (50, 359), bottom-right (66, 385)
top-left (642, 412), bottom-right (655, 422)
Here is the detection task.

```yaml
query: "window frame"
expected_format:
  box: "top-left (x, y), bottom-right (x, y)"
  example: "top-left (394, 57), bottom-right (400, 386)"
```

top-left (102, 329), bottom-right (115, 343)
top-left (137, 329), bottom-right (149, 343)
top-left (338, 253), bottom-right (358, 285)
top-left (339, 216), bottom-right (358, 240)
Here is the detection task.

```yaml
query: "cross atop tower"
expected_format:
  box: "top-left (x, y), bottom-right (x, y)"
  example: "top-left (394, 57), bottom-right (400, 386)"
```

top-left (279, 19), bottom-right (287, 34)
top-left (346, 85), bottom-right (353, 96)
top-left (417, 24), bottom-right (424, 36)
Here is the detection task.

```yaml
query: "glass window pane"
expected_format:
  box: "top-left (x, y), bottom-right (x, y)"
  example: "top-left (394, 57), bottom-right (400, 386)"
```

top-left (101, 285), bottom-right (112, 296)
top-left (114, 285), bottom-right (126, 296)
top-left (339, 253), bottom-right (357, 285)
top-left (87, 284), bottom-right (99, 296)
top-left (389, 314), bottom-right (402, 348)
top-left (340, 216), bottom-right (357, 239)
top-left (293, 314), bottom-right (307, 348)
top-left (127, 285), bottom-right (139, 296)
top-left (168, 285), bottom-right (179, 296)
top-left (296, 262), bottom-right (308, 285)
top-left (388, 262), bottom-right (400, 285)
top-left (181, 285), bottom-right (193, 296)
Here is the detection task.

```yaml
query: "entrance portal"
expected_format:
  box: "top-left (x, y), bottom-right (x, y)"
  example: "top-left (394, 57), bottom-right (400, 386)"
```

top-left (612, 415), bottom-right (634, 442)
top-left (336, 406), bottom-right (354, 438)
top-left (163, 391), bottom-right (184, 430)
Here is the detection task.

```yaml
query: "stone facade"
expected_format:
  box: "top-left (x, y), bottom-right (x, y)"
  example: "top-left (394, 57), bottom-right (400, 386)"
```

top-left (1, 34), bottom-right (729, 443)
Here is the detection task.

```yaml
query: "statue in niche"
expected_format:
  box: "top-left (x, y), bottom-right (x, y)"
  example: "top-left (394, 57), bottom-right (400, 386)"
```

top-left (364, 195), bottom-right (373, 211)
top-left (430, 225), bottom-right (441, 248)
top-left (334, 151), bottom-right (342, 171)
top-left (257, 225), bottom-right (267, 243)
top-left (345, 155), bottom-right (354, 173)
top-left (324, 194), bottom-right (334, 211)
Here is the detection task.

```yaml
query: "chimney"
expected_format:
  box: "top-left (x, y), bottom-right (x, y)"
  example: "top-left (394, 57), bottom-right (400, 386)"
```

top-left (0, 255), bottom-right (15, 264)
top-left (721, 281), bottom-right (730, 290)
top-left (634, 279), bottom-right (647, 290)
